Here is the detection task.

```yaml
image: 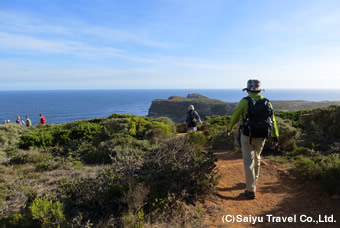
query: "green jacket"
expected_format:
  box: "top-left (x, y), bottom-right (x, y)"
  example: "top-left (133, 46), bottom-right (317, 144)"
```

top-left (227, 93), bottom-right (279, 138)
top-left (26, 119), bottom-right (32, 127)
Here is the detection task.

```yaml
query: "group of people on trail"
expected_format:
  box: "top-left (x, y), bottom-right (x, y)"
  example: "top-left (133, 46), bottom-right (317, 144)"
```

top-left (3, 114), bottom-right (46, 127)
top-left (186, 79), bottom-right (280, 200)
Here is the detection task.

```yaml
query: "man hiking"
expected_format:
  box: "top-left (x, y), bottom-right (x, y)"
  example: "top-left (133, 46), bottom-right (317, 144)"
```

top-left (227, 79), bottom-right (279, 199)
top-left (186, 105), bottom-right (202, 132)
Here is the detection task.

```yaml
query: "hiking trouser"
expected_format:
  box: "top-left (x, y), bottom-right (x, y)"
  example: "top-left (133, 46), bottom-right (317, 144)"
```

top-left (241, 133), bottom-right (266, 192)
top-left (186, 124), bottom-right (197, 132)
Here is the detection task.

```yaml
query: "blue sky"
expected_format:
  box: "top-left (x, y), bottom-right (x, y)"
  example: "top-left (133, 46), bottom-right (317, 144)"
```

top-left (1, 0), bottom-right (340, 90)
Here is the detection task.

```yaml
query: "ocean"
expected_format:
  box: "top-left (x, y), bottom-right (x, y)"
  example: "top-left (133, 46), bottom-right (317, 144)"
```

top-left (1, 89), bottom-right (339, 125)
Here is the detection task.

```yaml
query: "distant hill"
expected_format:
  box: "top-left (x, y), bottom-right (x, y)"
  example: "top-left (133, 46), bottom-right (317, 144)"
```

top-left (148, 93), bottom-right (340, 122)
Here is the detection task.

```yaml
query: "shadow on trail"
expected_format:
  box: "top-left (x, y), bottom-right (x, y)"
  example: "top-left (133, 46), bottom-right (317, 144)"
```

top-left (216, 182), bottom-right (246, 192)
top-left (214, 150), bottom-right (242, 161)
top-left (214, 192), bottom-right (250, 201)
top-left (253, 173), bottom-right (340, 228)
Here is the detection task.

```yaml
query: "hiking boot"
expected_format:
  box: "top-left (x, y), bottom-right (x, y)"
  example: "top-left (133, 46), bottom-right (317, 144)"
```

top-left (244, 190), bottom-right (256, 199)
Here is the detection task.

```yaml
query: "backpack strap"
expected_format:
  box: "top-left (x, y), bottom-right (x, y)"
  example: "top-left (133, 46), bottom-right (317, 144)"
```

top-left (242, 96), bottom-right (253, 123)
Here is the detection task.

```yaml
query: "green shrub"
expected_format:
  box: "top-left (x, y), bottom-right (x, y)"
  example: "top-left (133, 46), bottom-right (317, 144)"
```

top-left (176, 122), bottom-right (187, 133)
top-left (144, 121), bottom-right (173, 143)
top-left (292, 156), bottom-right (322, 178)
top-left (300, 106), bottom-right (340, 136)
top-left (288, 146), bottom-right (317, 157)
top-left (19, 130), bottom-right (54, 149)
top-left (201, 116), bottom-right (233, 149)
top-left (75, 143), bottom-right (103, 164)
top-left (0, 124), bottom-right (29, 148)
top-left (69, 160), bottom-right (84, 169)
top-left (203, 124), bottom-right (223, 142)
top-left (276, 117), bottom-right (298, 151)
top-left (320, 159), bottom-right (340, 195)
top-left (62, 170), bottom-right (127, 220)
top-left (69, 122), bottom-right (103, 141)
top-left (154, 117), bottom-right (177, 135)
top-left (205, 116), bottom-right (231, 127)
top-left (54, 129), bottom-right (72, 145)
top-left (297, 106), bottom-right (340, 151)
top-left (18, 121), bottom-right (103, 150)
top-left (30, 195), bottom-right (66, 227)
top-left (7, 213), bottom-right (24, 226)
top-left (107, 114), bottom-right (151, 138)
top-left (276, 109), bottom-right (312, 128)
top-left (291, 154), bottom-right (340, 195)
top-left (122, 209), bottom-right (144, 228)
top-left (187, 131), bottom-right (207, 148)
top-left (103, 118), bottom-right (131, 136)
top-left (263, 117), bottom-right (299, 154)
top-left (141, 136), bottom-right (217, 210)
top-left (211, 130), bottom-right (236, 150)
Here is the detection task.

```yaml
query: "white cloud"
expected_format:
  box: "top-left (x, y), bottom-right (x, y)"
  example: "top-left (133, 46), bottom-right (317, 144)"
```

top-left (0, 11), bottom-right (70, 34)
top-left (0, 10), bottom-right (173, 49)
top-left (0, 32), bottom-right (158, 63)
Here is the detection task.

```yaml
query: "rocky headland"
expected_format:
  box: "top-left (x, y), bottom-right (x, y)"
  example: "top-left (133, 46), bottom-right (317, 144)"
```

top-left (148, 93), bottom-right (340, 122)
top-left (148, 93), bottom-right (237, 122)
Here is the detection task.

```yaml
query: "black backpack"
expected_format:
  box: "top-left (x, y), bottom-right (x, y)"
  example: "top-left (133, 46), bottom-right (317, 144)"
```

top-left (242, 97), bottom-right (273, 138)
top-left (186, 110), bottom-right (197, 127)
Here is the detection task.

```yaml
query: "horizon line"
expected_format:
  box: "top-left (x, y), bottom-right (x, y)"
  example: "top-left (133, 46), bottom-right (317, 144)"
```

top-left (1, 88), bottom-right (340, 92)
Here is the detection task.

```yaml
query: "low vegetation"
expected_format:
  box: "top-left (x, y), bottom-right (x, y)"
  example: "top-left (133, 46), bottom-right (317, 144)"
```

top-left (269, 106), bottom-right (340, 195)
top-left (1, 105), bottom-right (339, 226)
top-left (0, 115), bottom-right (216, 227)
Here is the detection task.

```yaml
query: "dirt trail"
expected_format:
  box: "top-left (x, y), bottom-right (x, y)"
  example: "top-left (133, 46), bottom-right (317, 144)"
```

top-left (202, 150), bottom-right (340, 227)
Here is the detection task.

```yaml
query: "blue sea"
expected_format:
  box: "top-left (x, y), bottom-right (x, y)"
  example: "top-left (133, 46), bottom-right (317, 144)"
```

top-left (1, 89), bottom-right (339, 125)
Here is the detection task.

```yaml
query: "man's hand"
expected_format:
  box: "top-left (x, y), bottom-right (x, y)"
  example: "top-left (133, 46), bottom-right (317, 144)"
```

top-left (272, 142), bottom-right (279, 147)
top-left (272, 137), bottom-right (279, 147)
top-left (227, 130), bottom-right (232, 136)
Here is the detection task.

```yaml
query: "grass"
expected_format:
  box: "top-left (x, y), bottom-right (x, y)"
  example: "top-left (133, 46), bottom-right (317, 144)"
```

top-left (265, 155), bottom-right (290, 164)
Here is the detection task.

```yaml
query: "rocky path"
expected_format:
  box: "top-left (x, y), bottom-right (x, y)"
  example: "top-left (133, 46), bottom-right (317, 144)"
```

top-left (202, 150), bottom-right (340, 227)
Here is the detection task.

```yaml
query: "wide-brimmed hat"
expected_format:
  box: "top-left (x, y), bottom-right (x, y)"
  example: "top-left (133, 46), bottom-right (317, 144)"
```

top-left (242, 79), bottom-right (265, 92)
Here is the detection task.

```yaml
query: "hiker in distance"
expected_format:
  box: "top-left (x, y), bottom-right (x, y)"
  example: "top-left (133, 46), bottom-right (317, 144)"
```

top-left (186, 105), bottom-right (202, 132)
top-left (26, 116), bottom-right (32, 127)
top-left (40, 114), bottom-right (46, 125)
top-left (227, 79), bottom-right (279, 200)
top-left (16, 116), bottom-right (25, 126)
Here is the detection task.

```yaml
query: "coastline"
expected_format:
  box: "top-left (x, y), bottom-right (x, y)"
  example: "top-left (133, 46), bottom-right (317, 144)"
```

top-left (1, 89), bottom-right (340, 125)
